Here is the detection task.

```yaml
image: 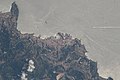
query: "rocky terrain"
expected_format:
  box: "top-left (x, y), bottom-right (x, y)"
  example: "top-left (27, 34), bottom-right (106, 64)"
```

top-left (0, 2), bottom-right (113, 80)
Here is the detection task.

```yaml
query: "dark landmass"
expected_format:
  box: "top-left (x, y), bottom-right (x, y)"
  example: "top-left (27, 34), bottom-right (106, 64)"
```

top-left (0, 2), bottom-right (113, 80)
